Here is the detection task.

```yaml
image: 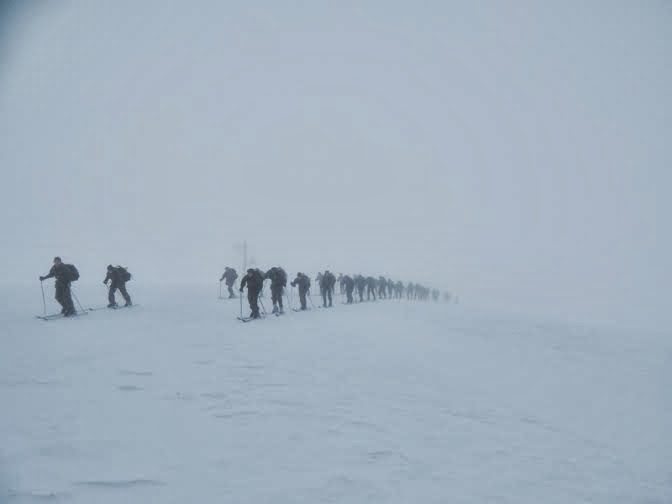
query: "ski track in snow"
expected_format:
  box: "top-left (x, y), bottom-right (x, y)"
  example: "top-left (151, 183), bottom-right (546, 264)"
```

top-left (1, 285), bottom-right (671, 503)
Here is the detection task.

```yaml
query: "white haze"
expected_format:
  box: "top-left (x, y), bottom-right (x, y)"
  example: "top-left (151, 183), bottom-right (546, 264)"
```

top-left (1, 1), bottom-right (670, 330)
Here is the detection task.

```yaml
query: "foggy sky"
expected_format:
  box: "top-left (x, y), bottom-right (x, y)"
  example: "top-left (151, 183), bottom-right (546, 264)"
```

top-left (1, 1), bottom-right (670, 329)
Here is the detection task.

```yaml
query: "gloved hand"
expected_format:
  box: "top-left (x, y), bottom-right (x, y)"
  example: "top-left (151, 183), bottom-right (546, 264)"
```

top-left (239, 288), bottom-right (244, 293)
top-left (39, 276), bottom-right (45, 281)
top-left (103, 281), bottom-right (107, 285)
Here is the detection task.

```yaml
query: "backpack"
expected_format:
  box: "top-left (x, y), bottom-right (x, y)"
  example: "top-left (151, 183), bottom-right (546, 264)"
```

top-left (277, 267), bottom-right (287, 286)
top-left (64, 264), bottom-right (79, 282)
top-left (117, 266), bottom-right (132, 282)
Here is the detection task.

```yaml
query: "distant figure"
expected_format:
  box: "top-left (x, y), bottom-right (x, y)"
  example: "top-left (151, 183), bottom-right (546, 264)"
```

top-left (342, 275), bottom-right (355, 304)
top-left (395, 281), bottom-right (404, 299)
top-left (239, 268), bottom-right (264, 319)
top-left (387, 278), bottom-right (394, 299)
top-left (39, 256), bottom-right (78, 316)
top-left (432, 289), bottom-right (440, 302)
top-left (290, 272), bottom-right (311, 310)
top-left (219, 267), bottom-right (238, 298)
top-left (103, 264), bottom-right (132, 308)
top-left (407, 282), bottom-right (415, 300)
top-left (264, 266), bottom-right (287, 314)
top-left (366, 276), bottom-right (377, 301)
top-left (337, 273), bottom-right (345, 295)
top-left (354, 275), bottom-right (366, 302)
top-left (320, 270), bottom-right (336, 307)
top-left (378, 276), bottom-right (387, 299)
top-left (443, 291), bottom-right (452, 303)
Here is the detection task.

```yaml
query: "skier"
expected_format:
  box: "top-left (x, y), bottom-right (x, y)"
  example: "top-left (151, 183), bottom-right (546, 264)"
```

top-left (219, 267), bottom-right (238, 298)
top-left (264, 266), bottom-right (287, 314)
top-left (290, 272), bottom-right (311, 310)
top-left (39, 256), bottom-right (77, 316)
top-left (395, 280), bottom-right (404, 299)
top-left (320, 270), bottom-right (336, 307)
top-left (342, 275), bottom-right (355, 304)
top-left (239, 268), bottom-right (264, 319)
top-left (103, 264), bottom-right (132, 308)
top-left (378, 276), bottom-right (387, 299)
top-left (366, 276), bottom-right (377, 301)
top-left (354, 274), bottom-right (366, 302)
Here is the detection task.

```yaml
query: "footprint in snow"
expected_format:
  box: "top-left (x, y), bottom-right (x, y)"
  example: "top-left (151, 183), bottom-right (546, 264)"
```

top-left (117, 385), bottom-right (143, 392)
top-left (119, 370), bottom-right (153, 376)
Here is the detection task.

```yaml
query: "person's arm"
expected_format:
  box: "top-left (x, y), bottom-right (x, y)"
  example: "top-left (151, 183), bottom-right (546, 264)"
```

top-left (40, 265), bottom-right (56, 281)
top-left (103, 271), bottom-right (112, 284)
top-left (239, 275), bottom-right (248, 291)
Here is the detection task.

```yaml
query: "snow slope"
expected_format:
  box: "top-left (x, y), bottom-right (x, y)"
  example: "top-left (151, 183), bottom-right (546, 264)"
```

top-left (1, 285), bottom-right (670, 503)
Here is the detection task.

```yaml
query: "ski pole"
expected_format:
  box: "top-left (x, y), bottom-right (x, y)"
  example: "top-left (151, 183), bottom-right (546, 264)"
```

top-left (219, 281), bottom-right (222, 299)
top-left (40, 280), bottom-right (46, 316)
top-left (258, 294), bottom-right (267, 315)
top-left (239, 288), bottom-right (243, 318)
top-left (72, 288), bottom-right (86, 313)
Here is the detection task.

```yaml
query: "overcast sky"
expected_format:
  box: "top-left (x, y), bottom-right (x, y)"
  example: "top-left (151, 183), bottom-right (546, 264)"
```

top-left (1, 1), bottom-right (670, 329)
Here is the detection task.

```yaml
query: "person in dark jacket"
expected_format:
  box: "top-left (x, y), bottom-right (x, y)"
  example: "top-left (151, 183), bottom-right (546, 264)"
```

top-left (239, 268), bottom-right (264, 318)
top-left (290, 272), bottom-right (311, 310)
top-left (320, 270), bottom-right (336, 307)
top-left (219, 267), bottom-right (239, 298)
top-left (39, 256), bottom-right (76, 316)
top-left (342, 275), bottom-right (355, 304)
top-left (366, 276), bottom-right (377, 301)
top-left (103, 265), bottom-right (132, 308)
top-left (378, 276), bottom-right (388, 299)
top-left (354, 274), bottom-right (366, 302)
top-left (264, 266), bottom-right (287, 314)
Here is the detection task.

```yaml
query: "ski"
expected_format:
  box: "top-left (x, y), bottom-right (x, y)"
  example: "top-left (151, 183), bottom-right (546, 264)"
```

top-left (35, 311), bottom-right (89, 321)
top-left (86, 304), bottom-right (138, 311)
top-left (237, 315), bottom-right (265, 323)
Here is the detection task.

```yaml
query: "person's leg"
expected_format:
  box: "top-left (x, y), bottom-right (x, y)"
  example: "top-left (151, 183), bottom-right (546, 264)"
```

top-left (108, 284), bottom-right (118, 306)
top-left (118, 282), bottom-right (132, 305)
top-left (55, 282), bottom-right (66, 312)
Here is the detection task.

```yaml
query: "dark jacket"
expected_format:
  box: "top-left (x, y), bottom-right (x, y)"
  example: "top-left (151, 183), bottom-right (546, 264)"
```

top-left (43, 264), bottom-right (71, 283)
top-left (240, 269), bottom-right (264, 292)
top-left (291, 273), bottom-right (311, 291)
top-left (321, 272), bottom-right (336, 291)
top-left (265, 267), bottom-right (287, 288)
top-left (104, 267), bottom-right (127, 285)
top-left (220, 267), bottom-right (238, 284)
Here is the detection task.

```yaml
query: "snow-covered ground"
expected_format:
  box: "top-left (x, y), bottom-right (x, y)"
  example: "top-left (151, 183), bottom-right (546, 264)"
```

top-left (1, 284), bottom-right (670, 503)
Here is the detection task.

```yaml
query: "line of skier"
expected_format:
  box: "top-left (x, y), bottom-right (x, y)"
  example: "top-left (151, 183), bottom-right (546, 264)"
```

top-left (221, 267), bottom-right (451, 320)
top-left (37, 255), bottom-right (449, 321)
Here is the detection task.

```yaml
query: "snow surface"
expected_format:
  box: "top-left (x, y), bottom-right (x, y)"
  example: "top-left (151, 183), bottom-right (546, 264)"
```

top-left (1, 284), bottom-right (670, 503)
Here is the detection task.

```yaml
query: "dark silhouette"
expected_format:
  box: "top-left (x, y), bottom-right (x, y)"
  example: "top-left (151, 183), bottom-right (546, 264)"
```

top-left (103, 265), bottom-right (132, 308)
top-left (264, 266), bottom-right (287, 314)
top-left (342, 275), bottom-right (355, 304)
top-left (320, 270), bottom-right (336, 307)
top-left (239, 268), bottom-right (264, 318)
top-left (39, 256), bottom-right (77, 316)
top-left (290, 272), bottom-right (311, 310)
top-left (219, 267), bottom-right (239, 298)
